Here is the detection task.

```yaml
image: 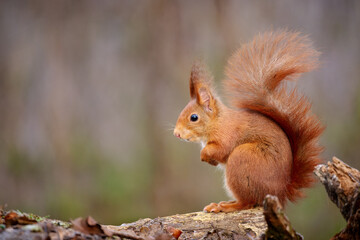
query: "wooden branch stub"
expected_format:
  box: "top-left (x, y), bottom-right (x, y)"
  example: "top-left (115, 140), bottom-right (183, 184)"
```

top-left (106, 208), bottom-right (267, 239)
top-left (262, 195), bottom-right (302, 240)
top-left (314, 156), bottom-right (360, 239)
top-left (332, 195), bottom-right (360, 240)
top-left (314, 156), bottom-right (360, 221)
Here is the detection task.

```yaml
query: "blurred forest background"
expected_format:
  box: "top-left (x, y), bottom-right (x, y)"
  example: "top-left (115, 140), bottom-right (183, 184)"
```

top-left (0, 1), bottom-right (359, 239)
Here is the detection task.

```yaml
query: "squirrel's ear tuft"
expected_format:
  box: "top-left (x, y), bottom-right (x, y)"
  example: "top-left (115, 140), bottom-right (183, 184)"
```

top-left (189, 61), bottom-right (214, 99)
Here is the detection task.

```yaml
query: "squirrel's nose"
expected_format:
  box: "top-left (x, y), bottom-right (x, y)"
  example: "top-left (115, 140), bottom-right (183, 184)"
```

top-left (173, 130), bottom-right (181, 139)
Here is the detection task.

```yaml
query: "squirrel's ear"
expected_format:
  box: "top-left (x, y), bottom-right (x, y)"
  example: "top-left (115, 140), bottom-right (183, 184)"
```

top-left (197, 86), bottom-right (215, 112)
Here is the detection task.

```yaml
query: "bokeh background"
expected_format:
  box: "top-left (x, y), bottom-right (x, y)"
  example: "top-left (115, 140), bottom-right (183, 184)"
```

top-left (0, 1), bottom-right (359, 239)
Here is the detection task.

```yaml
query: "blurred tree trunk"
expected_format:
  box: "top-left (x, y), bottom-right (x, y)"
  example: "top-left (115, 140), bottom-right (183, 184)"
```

top-left (141, 0), bottom-right (183, 215)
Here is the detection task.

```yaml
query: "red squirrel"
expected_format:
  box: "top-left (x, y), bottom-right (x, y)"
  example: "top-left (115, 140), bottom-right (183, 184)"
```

top-left (173, 30), bottom-right (324, 213)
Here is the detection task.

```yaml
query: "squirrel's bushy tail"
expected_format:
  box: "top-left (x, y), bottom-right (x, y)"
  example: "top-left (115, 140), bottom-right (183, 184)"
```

top-left (224, 30), bottom-right (324, 202)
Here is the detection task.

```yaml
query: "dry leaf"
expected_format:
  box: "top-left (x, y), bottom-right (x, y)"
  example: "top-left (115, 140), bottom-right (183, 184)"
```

top-left (71, 216), bottom-right (113, 237)
top-left (4, 211), bottom-right (37, 226)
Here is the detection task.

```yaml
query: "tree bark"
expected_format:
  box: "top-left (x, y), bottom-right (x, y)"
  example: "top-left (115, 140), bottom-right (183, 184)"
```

top-left (107, 208), bottom-right (267, 239)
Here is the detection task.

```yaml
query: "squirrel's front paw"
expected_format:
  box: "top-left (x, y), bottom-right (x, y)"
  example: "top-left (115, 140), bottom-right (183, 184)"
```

top-left (201, 149), bottom-right (218, 166)
top-left (201, 155), bottom-right (218, 166)
top-left (204, 159), bottom-right (219, 166)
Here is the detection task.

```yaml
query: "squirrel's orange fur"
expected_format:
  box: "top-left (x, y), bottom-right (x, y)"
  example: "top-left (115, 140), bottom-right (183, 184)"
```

top-left (174, 30), bottom-right (324, 212)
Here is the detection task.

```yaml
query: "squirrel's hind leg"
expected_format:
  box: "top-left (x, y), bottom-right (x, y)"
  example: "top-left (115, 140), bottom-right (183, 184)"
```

top-left (203, 143), bottom-right (269, 213)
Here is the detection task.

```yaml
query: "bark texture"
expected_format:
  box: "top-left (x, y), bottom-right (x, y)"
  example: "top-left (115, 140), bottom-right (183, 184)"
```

top-left (110, 207), bottom-right (267, 239)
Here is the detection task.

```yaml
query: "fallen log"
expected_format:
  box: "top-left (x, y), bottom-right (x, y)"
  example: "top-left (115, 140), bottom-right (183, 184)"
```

top-left (0, 208), bottom-right (267, 239)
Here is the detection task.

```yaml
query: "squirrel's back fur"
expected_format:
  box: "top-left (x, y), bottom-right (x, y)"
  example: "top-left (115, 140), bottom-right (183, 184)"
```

top-left (224, 30), bottom-right (324, 202)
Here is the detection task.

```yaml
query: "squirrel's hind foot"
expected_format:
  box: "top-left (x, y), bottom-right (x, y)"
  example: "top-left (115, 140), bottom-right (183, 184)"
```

top-left (203, 200), bottom-right (251, 213)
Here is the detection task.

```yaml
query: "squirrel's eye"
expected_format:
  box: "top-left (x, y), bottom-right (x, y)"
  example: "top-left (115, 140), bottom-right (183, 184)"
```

top-left (190, 114), bottom-right (198, 122)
